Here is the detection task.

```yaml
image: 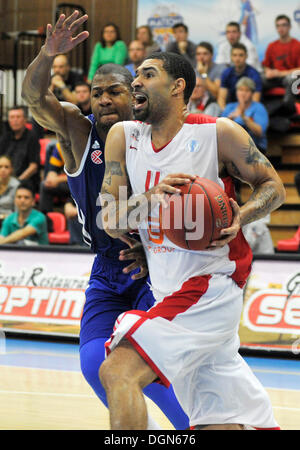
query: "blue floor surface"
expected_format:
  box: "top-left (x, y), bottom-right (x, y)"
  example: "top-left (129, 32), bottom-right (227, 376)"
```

top-left (0, 338), bottom-right (300, 391)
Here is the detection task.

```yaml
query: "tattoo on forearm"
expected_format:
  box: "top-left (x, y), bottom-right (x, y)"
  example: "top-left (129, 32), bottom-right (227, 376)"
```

top-left (245, 138), bottom-right (272, 168)
top-left (244, 184), bottom-right (278, 224)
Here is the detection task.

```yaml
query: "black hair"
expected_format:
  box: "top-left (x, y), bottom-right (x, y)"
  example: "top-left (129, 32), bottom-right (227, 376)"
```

top-left (100, 22), bottom-right (121, 47)
top-left (8, 105), bottom-right (28, 118)
top-left (197, 41), bottom-right (214, 55)
top-left (231, 43), bottom-right (248, 54)
top-left (74, 81), bottom-right (91, 91)
top-left (275, 15), bottom-right (291, 25)
top-left (93, 63), bottom-right (133, 91)
top-left (145, 51), bottom-right (196, 104)
top-left (226, 22), bottom-right (241, 32)
top-left (16, 181), bottom-right (35, 197)
top-left (172, 23), bottom-right (188, 33)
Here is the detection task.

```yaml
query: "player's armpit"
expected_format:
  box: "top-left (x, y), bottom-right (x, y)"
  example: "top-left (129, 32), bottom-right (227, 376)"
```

top-left (217, 118), bottom-right (286, 227)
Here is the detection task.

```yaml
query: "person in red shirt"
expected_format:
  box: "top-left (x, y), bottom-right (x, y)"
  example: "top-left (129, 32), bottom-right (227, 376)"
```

top-left (262, 15), bottom-right (300, 111)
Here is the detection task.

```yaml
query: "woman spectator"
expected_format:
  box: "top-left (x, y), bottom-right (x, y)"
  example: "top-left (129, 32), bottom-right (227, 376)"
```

top-left (221, 77), bottom-right (269, 154)
top-left (0, 155), bottom-right (20, 224)
top-left (136, 25), bottom-right (161, 56)
top-left (88, 23), bottom-right (127, 81)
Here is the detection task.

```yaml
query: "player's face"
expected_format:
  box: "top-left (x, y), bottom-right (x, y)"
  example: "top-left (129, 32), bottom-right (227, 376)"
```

top-left (132, 59), bottom-right (173, 123)
top-left (91, 74), bottom-right (133, 129)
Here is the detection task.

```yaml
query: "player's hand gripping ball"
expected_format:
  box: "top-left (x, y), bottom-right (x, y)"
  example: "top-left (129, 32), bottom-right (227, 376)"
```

top-left (161, 177), bottom-right (233, 250)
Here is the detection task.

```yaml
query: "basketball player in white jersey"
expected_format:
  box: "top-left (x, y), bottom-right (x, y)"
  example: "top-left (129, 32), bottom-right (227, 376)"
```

top-left (99, 52), bottom-right (285, 430)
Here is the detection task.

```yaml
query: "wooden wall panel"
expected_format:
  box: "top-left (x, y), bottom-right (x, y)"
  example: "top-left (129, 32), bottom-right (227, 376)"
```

top-left (0, 0), bottom-right (138, 72)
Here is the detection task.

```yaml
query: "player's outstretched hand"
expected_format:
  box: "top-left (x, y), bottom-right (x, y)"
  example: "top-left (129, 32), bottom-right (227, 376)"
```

top-left (44, 10), bottom-right (89, 57)
top-left (207, 198), bottom-right (241, 250)
top-left (119, 235), bottom-right (148, 280)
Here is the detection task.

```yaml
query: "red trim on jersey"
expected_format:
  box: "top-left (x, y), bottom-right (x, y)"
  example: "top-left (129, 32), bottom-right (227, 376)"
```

top-left (185, 113), bottom-right (217, 124)
top-left (147, 275), bottom-right (212, 321)
top-left (152, 139), bottom-right (172, 153)
top-left (255, 427), bottom-right (281, 430)
top-left (222, 176), bottom-right (253, 288)
top-left (126, 334), bottom-right (170, 387)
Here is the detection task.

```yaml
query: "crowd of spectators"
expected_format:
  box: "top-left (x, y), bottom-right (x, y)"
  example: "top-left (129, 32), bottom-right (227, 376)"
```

top-left (0, 14), bottom-right (299, 252)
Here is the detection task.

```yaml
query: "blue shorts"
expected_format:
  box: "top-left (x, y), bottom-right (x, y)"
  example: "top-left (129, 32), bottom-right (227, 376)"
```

top-left (79, 254), bottom-right (155, 348)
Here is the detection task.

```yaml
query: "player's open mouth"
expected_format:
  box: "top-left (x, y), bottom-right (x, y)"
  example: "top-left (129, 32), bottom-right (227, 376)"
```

top-left (133, 93), bottom-right (148, 110)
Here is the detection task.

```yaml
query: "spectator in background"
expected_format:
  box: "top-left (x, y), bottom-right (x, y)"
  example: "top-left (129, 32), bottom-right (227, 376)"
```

top-left (88, 23), bottom-right (127, 82)
top-left (262, 15), bottom-right (300, 112)
top-left (188, 77), bottom-right (221, 117)
top-left (125, 40), bottom-right (146, 77)
top-left (0, 182), bottom-right (48, 246)
top-left (166, 23), bottom-right (196, 68)
top-left (136, 25), bottom-right (161, 56)
top-left (64, 199), bottom-right (86, 247)
top-left (0, 106), bottom-right (40, 193)
top-left (215, 21), bottom-right (261, 72)
top-left (39, 142), bottom-right (70, 214)
top-left (221, 77), bottom-right (269, 154)
top-left (50, 54), bottom-right (84, 103)
top-left (218, 43), bottom-right (262, 110)
top-left (0, 155), bottom-right (20, 224)
top-left (195, 41), bottom-right (226, 99)
top-left (74, 82), bottom-right (92, 116)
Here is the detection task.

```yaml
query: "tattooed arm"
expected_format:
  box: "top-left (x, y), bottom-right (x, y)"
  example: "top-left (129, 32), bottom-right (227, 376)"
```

top-left (217, 118), bottom-right (286, 228)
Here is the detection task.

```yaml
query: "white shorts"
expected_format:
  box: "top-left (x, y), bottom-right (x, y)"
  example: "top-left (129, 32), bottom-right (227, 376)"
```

top-left (105, 274), bottom-right (279, 429)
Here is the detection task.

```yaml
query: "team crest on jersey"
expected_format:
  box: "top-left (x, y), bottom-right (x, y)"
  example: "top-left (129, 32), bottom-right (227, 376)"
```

top-left (92, 140), bottom-right (100, 149)
top-left (91, 150), bottom-right (103, 164)
top-left (188, 140), bottom-right (200, 153)
top-left (131, 129), bottom-right (140, 142)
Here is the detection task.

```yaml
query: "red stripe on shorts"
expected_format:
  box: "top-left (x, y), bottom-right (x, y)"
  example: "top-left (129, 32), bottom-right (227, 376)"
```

top-left (147, 275), bottom-right (212, 321)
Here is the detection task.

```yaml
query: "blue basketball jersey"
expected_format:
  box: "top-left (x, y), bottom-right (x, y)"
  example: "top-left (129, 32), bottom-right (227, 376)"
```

top-left (66, 114), bottom-right (127, 257)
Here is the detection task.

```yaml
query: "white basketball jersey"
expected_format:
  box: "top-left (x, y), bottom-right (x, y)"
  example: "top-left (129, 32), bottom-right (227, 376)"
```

top-left (124, 115), bottom-right (252, 301)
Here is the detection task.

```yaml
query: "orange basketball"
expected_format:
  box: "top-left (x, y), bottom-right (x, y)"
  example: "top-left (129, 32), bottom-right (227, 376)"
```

top-left (161, 176), bottom-right (233, 251)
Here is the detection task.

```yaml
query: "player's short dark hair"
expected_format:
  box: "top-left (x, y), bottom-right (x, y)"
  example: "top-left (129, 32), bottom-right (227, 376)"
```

top-left (231, 43), bottom-right (247, 54)
top-left (226, 21), bottom-right (240, 32)
top-left (93, 63), bottom-right (133, 91)
top-left (275, 15), bottom-right (291, 25)
top-left (172, 23), bottom-right (188, 33)
top-left (16, 181), bottom-right (35, 198)
top-left (197, 41), bottom-right (214, 55)
top-left (145, 51), bottom-right (196, 104)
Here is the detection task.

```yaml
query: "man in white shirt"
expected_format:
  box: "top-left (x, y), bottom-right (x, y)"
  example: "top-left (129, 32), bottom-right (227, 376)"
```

top-left (215, 22), bottom-right (261, 72)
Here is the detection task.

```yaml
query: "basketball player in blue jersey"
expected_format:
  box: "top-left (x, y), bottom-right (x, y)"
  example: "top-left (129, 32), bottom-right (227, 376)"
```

top-left (21, 11), bottom-right (189, 430)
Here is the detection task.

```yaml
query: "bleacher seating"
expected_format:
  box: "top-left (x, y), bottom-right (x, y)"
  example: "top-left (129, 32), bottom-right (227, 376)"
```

top-left (47, 212), bottom-right (70, 244)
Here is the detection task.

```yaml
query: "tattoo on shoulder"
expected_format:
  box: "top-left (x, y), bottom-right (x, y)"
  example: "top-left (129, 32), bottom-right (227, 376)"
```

top-left (245, 138), bottom-right (272, 168)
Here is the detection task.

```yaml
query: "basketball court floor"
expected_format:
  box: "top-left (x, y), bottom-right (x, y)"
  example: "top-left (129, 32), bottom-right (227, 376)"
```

top-left (0, 336), bottom-right (299, 430)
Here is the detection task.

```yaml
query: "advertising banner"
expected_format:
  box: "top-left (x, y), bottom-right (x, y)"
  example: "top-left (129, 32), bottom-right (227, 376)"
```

top-left (240, 256), bottom-right (300, 353)
top-left (137, 0), bottom-right (300, 60)
top-left (0, 248), bottom-right (94, 337)
top-left (0, 247), bottom-right (299, 354)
